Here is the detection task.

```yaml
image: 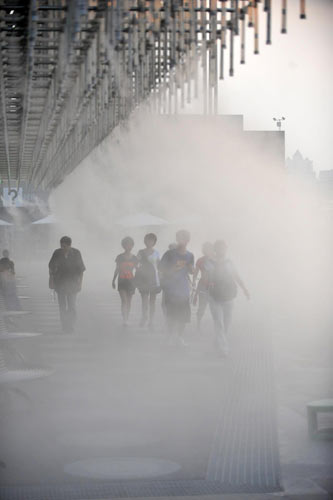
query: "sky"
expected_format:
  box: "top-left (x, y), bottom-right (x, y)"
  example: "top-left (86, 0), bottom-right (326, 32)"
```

top-left (188, 0), bottom-right (333, 173)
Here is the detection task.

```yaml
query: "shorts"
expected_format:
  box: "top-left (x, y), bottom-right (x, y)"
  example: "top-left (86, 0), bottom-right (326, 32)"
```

top-left (118, 279), bottom-right (135, 294)
top-left (139, 285), bottom-right (161, 295)
top-left (164, 296), bottom-right (191, 324)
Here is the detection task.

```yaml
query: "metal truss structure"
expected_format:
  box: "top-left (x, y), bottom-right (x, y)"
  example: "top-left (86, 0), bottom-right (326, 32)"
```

top-left (0, 0), bottom-right (307, 194)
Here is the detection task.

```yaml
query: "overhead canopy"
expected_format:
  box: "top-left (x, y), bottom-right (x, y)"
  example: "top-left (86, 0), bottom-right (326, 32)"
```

top-left (0, 219), bottom-right (12, 226)
top-left (0, 207), bottom-right (46, 225)
top-left (0, 2), bottom-right (306, 191)
top-left (32, 214), bottom-right (57, 225)
top-left (116, 213), bottom-right (169, 228)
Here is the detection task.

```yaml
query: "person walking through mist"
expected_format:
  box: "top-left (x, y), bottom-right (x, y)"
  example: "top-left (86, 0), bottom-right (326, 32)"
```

top-left (0, 249), bottom-right (21, 310)
top-left (136, 233), bottom-right (161, 329)
top-left (49, 236), bottom-right (86, 333)
top-left (0, 250), bottom-right (15, 274)
top-left (208, 240), bottom-right (250, 357)
top-left (159, 230), bottom-right (194, 346)
top-left (112, 237), bottom-right (138, 327)
top-left (192, 242), bottom-right (215, 331)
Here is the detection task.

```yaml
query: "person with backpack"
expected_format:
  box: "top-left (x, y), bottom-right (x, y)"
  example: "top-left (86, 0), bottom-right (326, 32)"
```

top-left (208, 240), bottom-right (250, 357)
top-left (136, 233), bottom-right (161, 329)
top-left (49, 236), bottom-right (86, 333)
top-left (192, 242), bottom-right (215, 331)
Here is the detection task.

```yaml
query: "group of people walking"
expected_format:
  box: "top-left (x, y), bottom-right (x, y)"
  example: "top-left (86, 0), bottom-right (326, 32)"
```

top-left (112, 229), bottom-right (250, 355)
top-left (48, 230), bottom-right (249, 356)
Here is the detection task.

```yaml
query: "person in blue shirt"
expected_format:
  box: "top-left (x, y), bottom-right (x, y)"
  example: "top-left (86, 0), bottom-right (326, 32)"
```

top-left (159, 230), bottom-right (194, 345)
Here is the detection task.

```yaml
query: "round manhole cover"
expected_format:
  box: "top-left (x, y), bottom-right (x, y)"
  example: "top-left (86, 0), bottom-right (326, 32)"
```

top-left (59, 430), bottom-right (157, 448)
top-left (64, 457), bottom-right (181, 479)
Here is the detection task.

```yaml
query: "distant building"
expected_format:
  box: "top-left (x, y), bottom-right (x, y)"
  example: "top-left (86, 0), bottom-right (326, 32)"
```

top-left (286, 150), bottom-right (316, 181)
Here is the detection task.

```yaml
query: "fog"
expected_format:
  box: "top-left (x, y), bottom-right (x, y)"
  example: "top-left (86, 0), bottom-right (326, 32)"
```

top-left (2, 84), bottom-right (331, 499)
top-left (26, 109), bottom-right (329, 490)
top-left (1, 2), bottom-right (332, 494)
top-left (48, 111), bottom-right (332, 341)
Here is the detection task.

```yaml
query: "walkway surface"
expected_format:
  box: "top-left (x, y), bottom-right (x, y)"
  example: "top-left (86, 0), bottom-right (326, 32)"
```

top-left (0, 263), bottom-right (331, 500)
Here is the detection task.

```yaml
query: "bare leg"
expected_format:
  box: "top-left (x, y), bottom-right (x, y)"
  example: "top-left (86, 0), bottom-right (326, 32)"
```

top-left (148, 292), bottom-right (157, 326)
top-left (222, 300), bottom-right (234, 334)
top-left (209, 297), bottom-right (228, 355)
top-left (140, 292), bottom-right (149, 326)
top-left (127, 292), bottom-right (133, 322)
top-left (197, 291), bottom-right (208, 330)
top-left (119, 290), bottom-right (131, 325)
top-left (177, 321), bottom-right (188, 346)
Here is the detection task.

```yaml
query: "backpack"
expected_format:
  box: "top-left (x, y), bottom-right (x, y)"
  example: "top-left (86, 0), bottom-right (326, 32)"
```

top-left (209, 260), bottom-right (237, 302)
top-left (135, 250), bottom-right (157, 292)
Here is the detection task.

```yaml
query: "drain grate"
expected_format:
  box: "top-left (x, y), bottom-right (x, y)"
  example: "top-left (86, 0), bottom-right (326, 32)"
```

top-left (206, 328), bottom-right (281, 490)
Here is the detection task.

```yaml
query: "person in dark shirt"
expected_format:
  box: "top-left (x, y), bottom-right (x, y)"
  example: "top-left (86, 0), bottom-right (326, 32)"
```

top-left (112, 237), bottom-right (138, 327)
top-left (49, 236), bottom-right (86, 333)
top-left (159, 230), bottom-right (194, 345)
top-left (0, 249), bottom-right (15, 274)
top-left (0, 250), bottom-right (21, 310)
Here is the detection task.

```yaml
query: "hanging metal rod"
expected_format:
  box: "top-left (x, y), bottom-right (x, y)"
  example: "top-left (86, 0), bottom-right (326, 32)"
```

top-left (0, 0), bottom-right (308, 191)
